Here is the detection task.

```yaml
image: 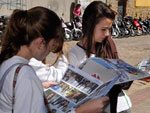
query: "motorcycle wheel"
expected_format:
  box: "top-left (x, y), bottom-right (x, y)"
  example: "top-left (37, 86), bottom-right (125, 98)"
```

top-left (112, 29), bottom-right (119, 38)
top-left (64, 30), bottom-right (73, 41)
top-left (72, 30), bottom-right (82, 41)
top-left (137, 29), bottom-right (143, 36)
top-left (130, 29), bottom-right (135, 37)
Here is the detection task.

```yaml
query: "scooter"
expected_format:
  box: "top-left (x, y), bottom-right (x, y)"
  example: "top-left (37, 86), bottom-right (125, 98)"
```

top-left (65, 20), bottom-right (82, 41)
top-left (61, 18), bottom-right (73, 41)
top-left (111, 20), bottom-right (120, 38)
top-left (133, 18), bottom-right (143, 36)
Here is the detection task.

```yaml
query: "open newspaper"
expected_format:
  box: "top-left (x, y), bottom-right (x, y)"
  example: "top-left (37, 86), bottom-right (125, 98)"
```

top-left (138, 58), bottom-right (150, 82)
top-left (138, 58), bottom-right (150, 74)
top-left (44, 57), bottom-right (150, 113)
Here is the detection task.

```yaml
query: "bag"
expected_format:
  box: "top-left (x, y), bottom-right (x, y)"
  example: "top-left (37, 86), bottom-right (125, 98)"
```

top-left (117, 91), bottom-right (132, 112)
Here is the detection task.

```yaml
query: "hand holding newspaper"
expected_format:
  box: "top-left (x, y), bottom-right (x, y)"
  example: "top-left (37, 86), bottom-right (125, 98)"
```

top-left (44, 57), bottom-right (150, 113)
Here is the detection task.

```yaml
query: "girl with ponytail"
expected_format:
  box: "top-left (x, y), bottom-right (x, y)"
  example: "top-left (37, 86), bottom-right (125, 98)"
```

top-left (0, 6), bottom-right (64, 113)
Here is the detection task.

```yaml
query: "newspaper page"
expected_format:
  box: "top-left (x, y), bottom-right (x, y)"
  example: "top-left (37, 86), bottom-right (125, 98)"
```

top-left (44, 64), bottom-right (110, 113)
top-left (138, 58), bottom-right (150, 74)
top-left (79, 57), bottom-right (150, 84)
top-left (44, 57), bottom-right (150, 113)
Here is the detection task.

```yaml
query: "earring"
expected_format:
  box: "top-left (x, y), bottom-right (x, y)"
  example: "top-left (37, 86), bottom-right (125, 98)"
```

top-left (39, 45), bottom-right (43, 50)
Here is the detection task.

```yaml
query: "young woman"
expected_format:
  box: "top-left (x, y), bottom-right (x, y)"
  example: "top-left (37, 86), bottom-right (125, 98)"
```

top-left (73, 4), bottom-right (82, 22)
top-left (0, 6), bottom-right (108, 113)
top-left (73, 4), bottom-right (81, 17)
top-left (57, 1), bottom-right (132, 113)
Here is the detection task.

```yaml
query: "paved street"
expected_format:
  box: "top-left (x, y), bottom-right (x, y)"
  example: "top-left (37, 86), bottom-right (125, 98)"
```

top-left (125, 80), bottom-right (150, 113)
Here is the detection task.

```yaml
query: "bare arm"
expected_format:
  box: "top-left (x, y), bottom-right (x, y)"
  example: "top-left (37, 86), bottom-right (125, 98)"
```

top-left (75, 96), bottom-right (109, 113)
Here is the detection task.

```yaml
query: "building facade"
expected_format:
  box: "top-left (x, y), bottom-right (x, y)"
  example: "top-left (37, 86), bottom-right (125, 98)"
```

top-left (107, 0), bottom-right (150, 20)
top-left (0, 0), bottom-right (76, 21)
top-left (0, 0), bottom-right (150, 21)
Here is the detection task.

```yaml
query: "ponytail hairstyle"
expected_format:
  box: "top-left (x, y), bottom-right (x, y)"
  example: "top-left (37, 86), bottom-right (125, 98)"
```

top-left (0, 6), bottom-right (64, 64)
top-left (82, 1), bottom-right (115, 58)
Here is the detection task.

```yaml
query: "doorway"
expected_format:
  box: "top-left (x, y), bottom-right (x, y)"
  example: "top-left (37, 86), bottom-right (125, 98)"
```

top-left (117, 0), bottom-right (127, 20)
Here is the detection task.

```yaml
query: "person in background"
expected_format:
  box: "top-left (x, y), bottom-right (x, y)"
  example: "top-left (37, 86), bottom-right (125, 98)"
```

top-left (0, 6), bottom-right (109, 113)
top-left (57, 1), bottom-right (132, 113)
top-left (0, 6), bottom-right (64, 113)
top-left (29, 56), bottom-right (66, 83)
top-left (73, 3), bottom-right (81, 22)
top-left (28, 44), bottom-right (69, 83)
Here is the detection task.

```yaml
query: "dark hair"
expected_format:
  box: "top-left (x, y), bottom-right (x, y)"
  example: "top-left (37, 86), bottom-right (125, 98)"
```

top-left (0, 6), bottom-right (64, 64)
top-left (82, 1), bottom-right (115, 58)
top-left (76, 4), bottom-right (81, 8)
top-left (108, 4), bottom-right (112, 8)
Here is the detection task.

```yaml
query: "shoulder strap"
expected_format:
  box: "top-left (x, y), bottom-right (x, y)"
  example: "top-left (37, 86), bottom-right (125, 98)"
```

top-left (12, 64), bottom-right (28, 113)
top-left (0, 63), bottom-right (52, 113)
top-left (0, 63), bottom-right (24, 92)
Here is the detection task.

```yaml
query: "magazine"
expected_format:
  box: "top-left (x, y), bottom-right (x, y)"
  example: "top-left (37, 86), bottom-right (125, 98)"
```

top-left (79, 57), bottom-right (150, 84)
top-left (138, 58), bottom-right (150, 74)
top-left (137, 58), bottom-right (150, 82)
top-left (44, 57), bottom-right (150, 113)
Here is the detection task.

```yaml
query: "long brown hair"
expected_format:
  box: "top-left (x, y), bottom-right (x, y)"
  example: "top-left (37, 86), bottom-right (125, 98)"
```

top-left (95, 37), bottom-right (119, 59)
top-left (0, 6), bottom-right (64, 64)
top-left (82, 1), bottom-right (116, 58)
top-left (51, 43), bottom-right (69, 66)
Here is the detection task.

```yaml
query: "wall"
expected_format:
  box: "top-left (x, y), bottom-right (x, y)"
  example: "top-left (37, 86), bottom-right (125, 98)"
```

top-left (0, 0), bottom-right (27, 16)
top-left (1, 0), bottom-right (150, 21)
top-left (107, 0), bottom-right (150, 19)
top-left (0, 0), bottom-right (75, 21)
top-left (126, 0), bottom-right (150, 19)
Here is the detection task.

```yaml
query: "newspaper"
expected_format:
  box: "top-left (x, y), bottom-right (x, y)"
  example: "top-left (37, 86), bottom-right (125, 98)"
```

top-left (138, 58), bottom-right (150, 74)
top-left (44, 57), bottom-right (150, 113)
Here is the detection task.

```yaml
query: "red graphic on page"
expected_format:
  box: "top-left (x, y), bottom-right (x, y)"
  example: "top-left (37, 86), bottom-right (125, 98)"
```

top-left (92, 73), bottom-right (100, 80)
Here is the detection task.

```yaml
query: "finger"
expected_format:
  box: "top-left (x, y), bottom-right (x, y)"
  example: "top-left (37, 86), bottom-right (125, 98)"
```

top-left (48, 82), bottom-right (59, 86)
top-left (101, 97), bottom-right (109, 108)
top-left (42, 82), bottom-right (59, 88)
top-left (98, 96), bottom-right (109, 105)
top-left (101, 96), bottom-right (109, 102)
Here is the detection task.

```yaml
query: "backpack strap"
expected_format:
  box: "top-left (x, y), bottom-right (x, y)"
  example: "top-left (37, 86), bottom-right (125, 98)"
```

top-left (12, 64), bottom-right (27, 113)
top-left (0, 63), bottom-right (52, 113)
top-left (11, 64), bottom-right (52, 113)
top-left (0, 63), bottom-right (23, 92)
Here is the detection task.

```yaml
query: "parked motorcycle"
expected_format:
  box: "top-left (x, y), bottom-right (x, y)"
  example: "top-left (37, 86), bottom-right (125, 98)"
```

top-left (0, 15), bottom-right (9, 44)
top-left (111, 20), bottom-right (120, 38)
top-left (143, 18), bottom-right (150, 34)
top-left (133, 18), bottom-right (143, 36)
top-left (119, 19), bottom-right (130, 37)
top-left (61, 18), bottom-right (73, 41)
top-left (138, 18), bottom-right (148, 35)
top-left (74, 16), bottom-right (82, 30)
top-left (65, 20), bottom-right (82, 41)
top-left (124, 16), bottom-right (136, 37)
top-left (112, 19), bottom-right (130, 38)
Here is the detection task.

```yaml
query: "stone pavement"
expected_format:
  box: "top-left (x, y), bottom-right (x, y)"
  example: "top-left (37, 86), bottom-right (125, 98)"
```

top-left (124, 80), bottom-right (150, 113)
